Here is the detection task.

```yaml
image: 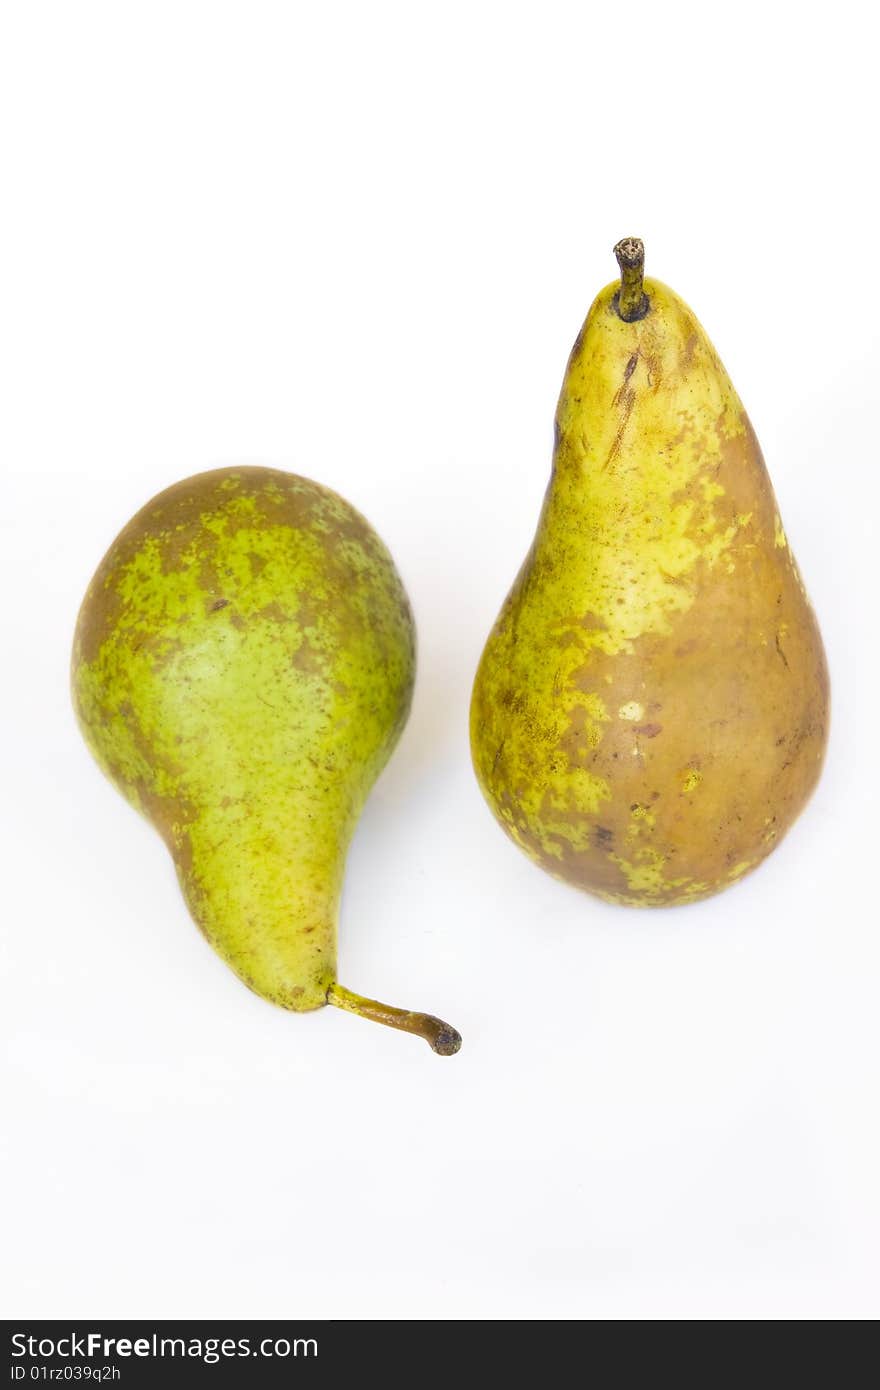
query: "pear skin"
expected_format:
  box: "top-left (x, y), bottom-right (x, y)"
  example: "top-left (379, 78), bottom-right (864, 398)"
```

top-left (73, 467), bottom-right (460, 1052)
top-left (471, 241), bottom-right (829, 906)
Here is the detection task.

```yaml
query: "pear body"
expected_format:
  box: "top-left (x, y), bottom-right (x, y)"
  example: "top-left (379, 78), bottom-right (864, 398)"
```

top-left (73, 467), bottom-right (415, 1007)
top-left (471, 277), bottom-right (829, 905)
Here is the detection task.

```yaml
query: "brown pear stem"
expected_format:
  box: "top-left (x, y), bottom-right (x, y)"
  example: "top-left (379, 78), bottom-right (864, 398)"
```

top-left (613, 237), bottom-right (649, 322)
top-left (327, 983), bottom-right (462, 1056)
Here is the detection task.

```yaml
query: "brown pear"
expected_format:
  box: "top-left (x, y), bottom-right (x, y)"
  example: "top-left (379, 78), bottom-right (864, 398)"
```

top-left (471, 240), bottom-right (829, 905)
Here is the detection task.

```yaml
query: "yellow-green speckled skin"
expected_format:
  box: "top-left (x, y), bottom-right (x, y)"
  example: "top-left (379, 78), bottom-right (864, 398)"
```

top-left (72, 468), bottom-right (415, 1008)
top-left (471, 278), bottom-right (829, 906)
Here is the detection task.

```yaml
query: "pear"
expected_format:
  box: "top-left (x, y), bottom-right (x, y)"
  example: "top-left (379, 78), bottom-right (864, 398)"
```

top-left (471, 239), bottom-right (829, 906)
top-left (72, 467), bottom-right (460, 1053)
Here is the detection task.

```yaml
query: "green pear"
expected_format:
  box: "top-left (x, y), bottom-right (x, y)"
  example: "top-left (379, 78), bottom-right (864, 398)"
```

top-left (72, 467), bottom-right (460, 1053)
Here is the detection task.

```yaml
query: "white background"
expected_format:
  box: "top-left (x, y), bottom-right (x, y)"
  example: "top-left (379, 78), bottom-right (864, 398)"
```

top-left (1, 0), bottom-right (878, 1321)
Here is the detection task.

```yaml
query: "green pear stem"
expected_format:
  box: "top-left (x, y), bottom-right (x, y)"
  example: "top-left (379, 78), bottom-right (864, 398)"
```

top-left (327, 982), bottom-right (462, 1056)
top-left (614, 236), bottom-right (648, 322)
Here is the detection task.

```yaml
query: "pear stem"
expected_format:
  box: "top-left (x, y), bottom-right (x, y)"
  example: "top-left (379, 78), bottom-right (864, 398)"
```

top-left (327, 983), bottom-right (462, 1056)
top-left (613, 237), bottom-right (648, 322)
